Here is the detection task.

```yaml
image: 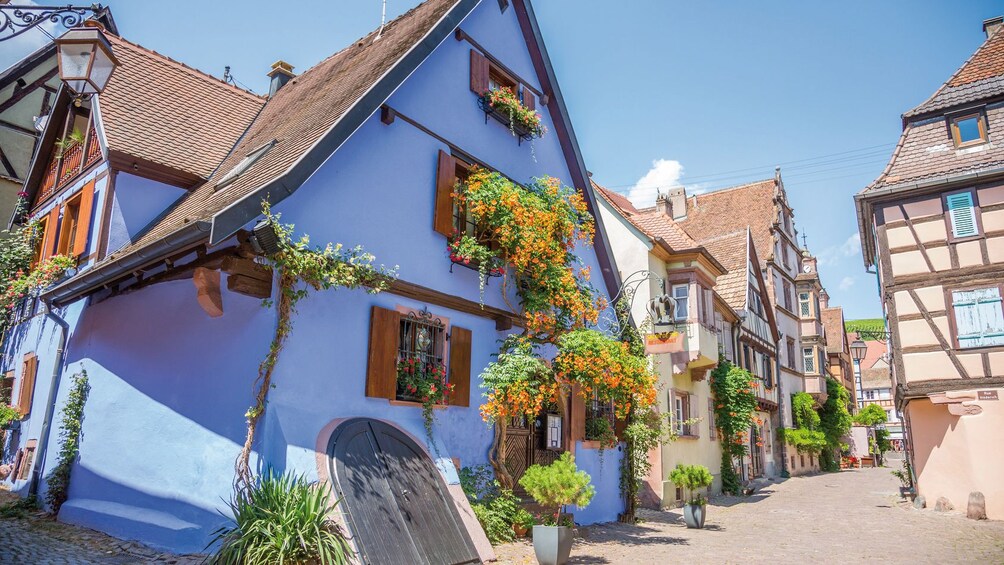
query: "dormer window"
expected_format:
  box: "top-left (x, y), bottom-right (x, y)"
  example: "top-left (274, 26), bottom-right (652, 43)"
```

top-left (216, 140), bottom-right (275, 189)
top-left (949, 111), bottom-right (988, 148)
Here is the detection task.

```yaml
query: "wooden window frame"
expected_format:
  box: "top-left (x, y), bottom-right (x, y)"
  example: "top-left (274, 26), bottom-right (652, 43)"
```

top-left (672, 390), bottom-right (695, 437)
top-left (707, 397), bottom-right (716, 440)
top-left (945, 283), bottom-right (1004, 351)
top-left (16, 352), bottom-right (38, 417)
top-left (16, 439), bottom-right (37, 481)
top-left (1, 371), bottom-right (14, 406)
top-left (942, 188), bottom-right (984, 243)
top-left (671, 283), bottom-right (689, 322)
top-left (949, 111), bottom-right (988, 149)
top-left (56, 191), bottom-right (82, 257)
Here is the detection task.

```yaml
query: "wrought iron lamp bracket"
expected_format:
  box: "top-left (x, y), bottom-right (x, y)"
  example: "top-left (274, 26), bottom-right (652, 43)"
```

top-left (0, 4), bottom-right (101, 42)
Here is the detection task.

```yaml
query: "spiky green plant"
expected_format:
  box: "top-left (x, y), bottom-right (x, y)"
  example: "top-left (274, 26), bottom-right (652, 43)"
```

top-left (208, 471), bottom-right (352, 565)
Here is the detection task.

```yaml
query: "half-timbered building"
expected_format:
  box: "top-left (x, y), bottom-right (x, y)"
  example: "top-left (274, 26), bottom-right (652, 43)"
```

top-left (856, 16), bottom-right (1004, 520)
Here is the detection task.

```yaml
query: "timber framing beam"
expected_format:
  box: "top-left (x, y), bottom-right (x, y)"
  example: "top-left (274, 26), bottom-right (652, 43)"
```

top-left (387, 279), bottom-right (519, 331)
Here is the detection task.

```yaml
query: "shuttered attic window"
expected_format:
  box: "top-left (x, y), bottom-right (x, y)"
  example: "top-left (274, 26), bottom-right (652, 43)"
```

top-left (946, 192), bottom-right (979, 239)
top-left (215, 140), bottom-right (276, 190)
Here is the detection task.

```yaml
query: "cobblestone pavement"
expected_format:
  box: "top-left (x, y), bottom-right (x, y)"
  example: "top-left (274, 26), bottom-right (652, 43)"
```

top-left (495, 466), bottom-right (1004, 564)
top-left (0, 491), bottom-right (206, 564)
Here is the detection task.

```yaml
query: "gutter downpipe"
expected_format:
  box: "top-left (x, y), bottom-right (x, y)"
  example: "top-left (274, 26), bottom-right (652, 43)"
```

top-left (29, 298), bottom-right (70, 499)
top-left (776, 341), bottom-right (788, 478)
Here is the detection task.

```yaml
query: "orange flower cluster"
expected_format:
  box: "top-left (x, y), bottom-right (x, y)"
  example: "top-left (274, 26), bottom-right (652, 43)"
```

top-left (553, 329), bottom-right (656, 420)
top-left (457, 170), bottom-right (602, 342)
top-left (480, 380), bottom-right (559, 423)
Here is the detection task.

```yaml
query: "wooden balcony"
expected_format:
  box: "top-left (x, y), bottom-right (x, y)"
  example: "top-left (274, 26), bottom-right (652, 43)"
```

top-left (37, 126), bottom-right (101, 204)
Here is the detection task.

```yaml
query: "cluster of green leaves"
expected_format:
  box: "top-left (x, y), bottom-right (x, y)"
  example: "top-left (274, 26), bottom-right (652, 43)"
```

top-left (844, 318), bottom-right (886, 338)
top-left (873, 428), bottom-right (892, 455)
top-left (209, 471), bottom-right (352, 565)
top-left (0, 405), bottom-right (20, 428)
top-left (0, 494), bottom-right (39, 519)
top-left (854, 403), bottom-right (888, 426)
top-left (460, 465), bottom-right (532, 545)
top-left (44, 370), bottom-right (90, 514)
top-left (668, 464), bottom-right (714, 506)
top-left (779, 392), bottom-right (827, 455)
top-left (585, 416), bottom-right (616, 448)
top-left (709, 357), bottom-right (758, 494)
top-left (818, 377), bottom-right (853, 472)
top-left (478, 337), bottom-right (554, 423)
top-left (518, 452), bottom-right (594, 525)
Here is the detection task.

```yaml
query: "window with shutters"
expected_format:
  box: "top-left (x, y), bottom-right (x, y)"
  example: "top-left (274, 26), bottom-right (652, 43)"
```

top-left (366, 306), bottom-right (472, 408)
top-left (782, 280), bottom-right (793, 311)
top-left (16, 439), bottom-right (36, 481)
top-left (803, 347), bottom-right (816, 374)
top-left (56, 194), bottom-right (81, 256)
top-left (949, 112), bottom-right (988, 148)
top-left (944, 191), bottom-right (980, 240)
top-left (470, 49), bottom-right (533, 107)
top-left (32, 215), bottom-right (49, 266)
top-left (707, 397), bottom-right (716, 439)
top-left (672, 390), bottom-right (696, 437)
top-left (950, 286), bottom-right (1004, 349)
top-left (1, 372), bottom-right (13, 405)
top-left (786, 337), bottom-right (796, 370)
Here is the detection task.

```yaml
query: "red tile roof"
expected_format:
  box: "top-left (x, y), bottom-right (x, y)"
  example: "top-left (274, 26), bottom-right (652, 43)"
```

top-left (821, 307), bottom-right (846, 354)
top-left (676, 179), bottom-right (778, 265)
top-left (99, 35), bottom-right (265, 181)
top-left (696, 230), bottom-right (748, 311)
top-left (101, 0), bottom-right (460, 261)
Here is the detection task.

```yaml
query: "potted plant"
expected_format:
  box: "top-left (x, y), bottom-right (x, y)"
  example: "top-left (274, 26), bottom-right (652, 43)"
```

top-left (513, 507), bottom-right (534, 538)
top-left (518, 452), bottom-right (594, 565)
top-left (668, 464), bottom-right (714, 529)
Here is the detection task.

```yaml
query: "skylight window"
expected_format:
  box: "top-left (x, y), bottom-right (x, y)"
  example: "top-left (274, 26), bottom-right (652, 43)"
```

top-left (950, 112), bottom-right (987, 148)
top-left (216, 140), bottom-right (276, 189)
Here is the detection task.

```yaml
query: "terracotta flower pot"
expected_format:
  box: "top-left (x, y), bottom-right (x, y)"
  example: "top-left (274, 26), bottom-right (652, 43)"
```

top-left (514, 523), bottom-right (528, 537)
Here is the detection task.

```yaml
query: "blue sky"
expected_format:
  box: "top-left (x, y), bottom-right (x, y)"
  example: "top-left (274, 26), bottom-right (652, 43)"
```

top-left (4, 1), bottom-right (1001, 319)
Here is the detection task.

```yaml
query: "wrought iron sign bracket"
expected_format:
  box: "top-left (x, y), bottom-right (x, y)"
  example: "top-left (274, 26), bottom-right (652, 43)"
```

top-left (0, 4), bottom-right (101, 43)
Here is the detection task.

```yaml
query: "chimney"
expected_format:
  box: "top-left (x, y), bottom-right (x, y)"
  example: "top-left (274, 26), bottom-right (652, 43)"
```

top-left (985, 17), bottom-right (1003, 39)
top-left (655, 187), bottom-right (687, 220)
top-left (267, 60), bottom-right (295, 97)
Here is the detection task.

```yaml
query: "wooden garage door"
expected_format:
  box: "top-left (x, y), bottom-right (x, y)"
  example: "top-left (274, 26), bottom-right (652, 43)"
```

top-left (328, 419), bottom-right (480, 565)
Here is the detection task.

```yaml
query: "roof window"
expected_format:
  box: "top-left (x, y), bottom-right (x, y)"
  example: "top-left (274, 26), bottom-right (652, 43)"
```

top-left (216, 140), bottom-right (276, 189)
top-left (949, 112), bottom-right (987, 148)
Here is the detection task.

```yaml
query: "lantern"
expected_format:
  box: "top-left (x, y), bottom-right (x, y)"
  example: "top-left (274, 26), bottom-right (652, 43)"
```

top-left (55, 25), bottom-right (119, 96)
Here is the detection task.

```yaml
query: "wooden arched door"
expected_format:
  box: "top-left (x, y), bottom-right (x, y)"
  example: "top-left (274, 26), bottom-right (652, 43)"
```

top-left (328, 418), bottom-right (479, 565)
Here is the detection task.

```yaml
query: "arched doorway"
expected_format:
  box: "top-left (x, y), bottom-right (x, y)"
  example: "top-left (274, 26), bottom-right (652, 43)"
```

top-left (327, 418), bottom-right (479, 565)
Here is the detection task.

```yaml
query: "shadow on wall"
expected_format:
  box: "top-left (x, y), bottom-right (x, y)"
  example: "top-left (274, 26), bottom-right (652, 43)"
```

top-left (58, 463), bottom-right (232, 554)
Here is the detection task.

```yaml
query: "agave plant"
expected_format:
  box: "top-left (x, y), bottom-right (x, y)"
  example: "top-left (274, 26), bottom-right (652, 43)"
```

top-left (208, 471), bottom-right (353, 564)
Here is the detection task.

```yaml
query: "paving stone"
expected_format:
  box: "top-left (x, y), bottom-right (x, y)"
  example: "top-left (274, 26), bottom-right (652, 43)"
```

top-left (495, 467), bottom-right (1004, 564)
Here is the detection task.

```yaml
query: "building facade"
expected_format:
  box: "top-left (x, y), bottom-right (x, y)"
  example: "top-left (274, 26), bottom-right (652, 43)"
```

top-left (1, 1), bottom-right (629, 558)
top-left (856, 16), bottom-right (1004, 520)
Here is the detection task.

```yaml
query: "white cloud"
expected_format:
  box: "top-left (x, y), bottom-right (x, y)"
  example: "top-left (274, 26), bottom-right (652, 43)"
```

top-left (626, 159), bottom-right (684, 208)
top-left (817, 233), bottom-right (862, 267)
top-left (839, 276), bottom-right (855, 291)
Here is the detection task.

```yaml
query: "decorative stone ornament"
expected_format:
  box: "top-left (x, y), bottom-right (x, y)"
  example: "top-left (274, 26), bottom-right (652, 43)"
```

top-left (55, 25), bottom-right (119, 96)
top-left (967, 492), bottom-right (987, 520)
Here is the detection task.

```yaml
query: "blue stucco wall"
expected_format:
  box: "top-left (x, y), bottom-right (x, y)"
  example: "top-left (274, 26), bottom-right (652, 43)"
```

top-left (105, 172), bottom-right (187, 254)
top-left (2, 0), bottom-right (621, 554)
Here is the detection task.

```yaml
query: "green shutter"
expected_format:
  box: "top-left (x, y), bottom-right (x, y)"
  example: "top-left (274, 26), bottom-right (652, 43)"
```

top-left (947, 193), bottom-right (978, 238)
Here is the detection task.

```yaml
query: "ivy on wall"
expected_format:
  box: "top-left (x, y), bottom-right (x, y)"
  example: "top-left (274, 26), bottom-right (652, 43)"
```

top-left (709, 357), bottom-right (759, 495)
top-left (45, 370), bottom-right (90, 514)
top-left (817, 377), bottom-right (852, 472)
top-left (777, 392), bottom-right (826, 455)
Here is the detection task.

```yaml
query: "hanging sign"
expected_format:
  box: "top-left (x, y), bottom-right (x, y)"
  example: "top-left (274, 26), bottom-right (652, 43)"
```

top-left (645, 330), bottom-right (683, 355)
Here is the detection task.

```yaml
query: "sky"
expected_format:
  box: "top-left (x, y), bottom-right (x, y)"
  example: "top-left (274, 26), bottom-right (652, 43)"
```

top-left (3, 0), bottom-right (1001, 320)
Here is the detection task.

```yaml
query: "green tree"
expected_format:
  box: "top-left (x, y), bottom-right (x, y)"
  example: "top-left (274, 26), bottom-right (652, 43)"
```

top-left (854, 403), bottom-right (887, 426)
top-left (817, 377), bottom-right (852, 471)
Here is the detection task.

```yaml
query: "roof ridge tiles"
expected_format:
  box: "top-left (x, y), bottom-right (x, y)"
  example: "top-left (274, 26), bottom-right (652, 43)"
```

top-left (107, 34), bottom-right (265, 102)
top-left (685, 177), bottom-right (775, 201)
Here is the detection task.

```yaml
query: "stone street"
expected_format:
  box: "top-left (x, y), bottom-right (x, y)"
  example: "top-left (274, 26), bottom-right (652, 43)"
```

top-left (495, 466), bottom-right (1004, 564)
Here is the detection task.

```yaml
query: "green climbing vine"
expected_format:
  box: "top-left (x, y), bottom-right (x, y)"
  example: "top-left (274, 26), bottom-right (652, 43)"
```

top-left (817, 376), bottom-right (852, 472)
top-left (777, 391), bottom-right (826, 455)
top-left (709, 356), bottom-right (758, 495)
top-left (234, 203), bottom-right (396, 492)
top-left (45, 370), bottom-right (90, 514)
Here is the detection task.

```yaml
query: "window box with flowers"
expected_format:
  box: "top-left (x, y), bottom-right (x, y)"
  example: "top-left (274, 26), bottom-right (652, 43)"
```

top-left (477, 87), bottom-right (545, 143)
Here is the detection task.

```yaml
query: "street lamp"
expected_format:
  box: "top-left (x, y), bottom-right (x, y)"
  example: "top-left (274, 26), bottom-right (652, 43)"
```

top-left (55, 24), bottom-right (119, 97)
top-left (850, 339), bottom-right (868, 363)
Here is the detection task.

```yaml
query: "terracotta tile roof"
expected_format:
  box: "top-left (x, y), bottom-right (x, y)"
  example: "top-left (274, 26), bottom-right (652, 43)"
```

top-left (99, 35), bottom-right (265, 180)
top-left (697, 230), bottom-right (748, 311)
top-left (102, 0), bottom-right (459, 261)
top-left (594, 184), bottom-right (639, 217)
top-left (905, 25), bottom-right (1004, 118)
top-left (676, 179), bottom-right (777, 265)
top-left (821, 307), bottom-right (846, 353)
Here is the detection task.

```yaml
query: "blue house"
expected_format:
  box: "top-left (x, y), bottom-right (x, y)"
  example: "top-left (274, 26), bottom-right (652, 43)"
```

top-left (2, 0), bottom-right (628, 558)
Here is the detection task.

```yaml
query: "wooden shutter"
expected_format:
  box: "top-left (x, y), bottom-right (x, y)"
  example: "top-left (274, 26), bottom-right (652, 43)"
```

top-left (522, 88), bottom-right (535, 112)
top-left (17, 353), bottom-right (38, 417)
top-left (470, 49), bottom-right (489, 94)
top-left (448, 326), bottom-right (471, 407)
top-left (614, 410), bottom-right (626, 439)
top-left (689, 394), bottom-right (699, 438)
top-left (947, 192), bottom-right (978, 238)
top-left (366, 306), bottom-right (401, 400)
top-left (433, 150), bottom-right (456, 236)
top-left (72, 180), bottom-right (96, 257)
top-left (41, 206), bottom-right (60, 260)
top-left (570, 384), bottom-right (586, 442)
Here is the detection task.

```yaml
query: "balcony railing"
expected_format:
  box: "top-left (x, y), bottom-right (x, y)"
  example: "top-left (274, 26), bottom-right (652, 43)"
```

top-left (37, 126), bottom-right (101, 203)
